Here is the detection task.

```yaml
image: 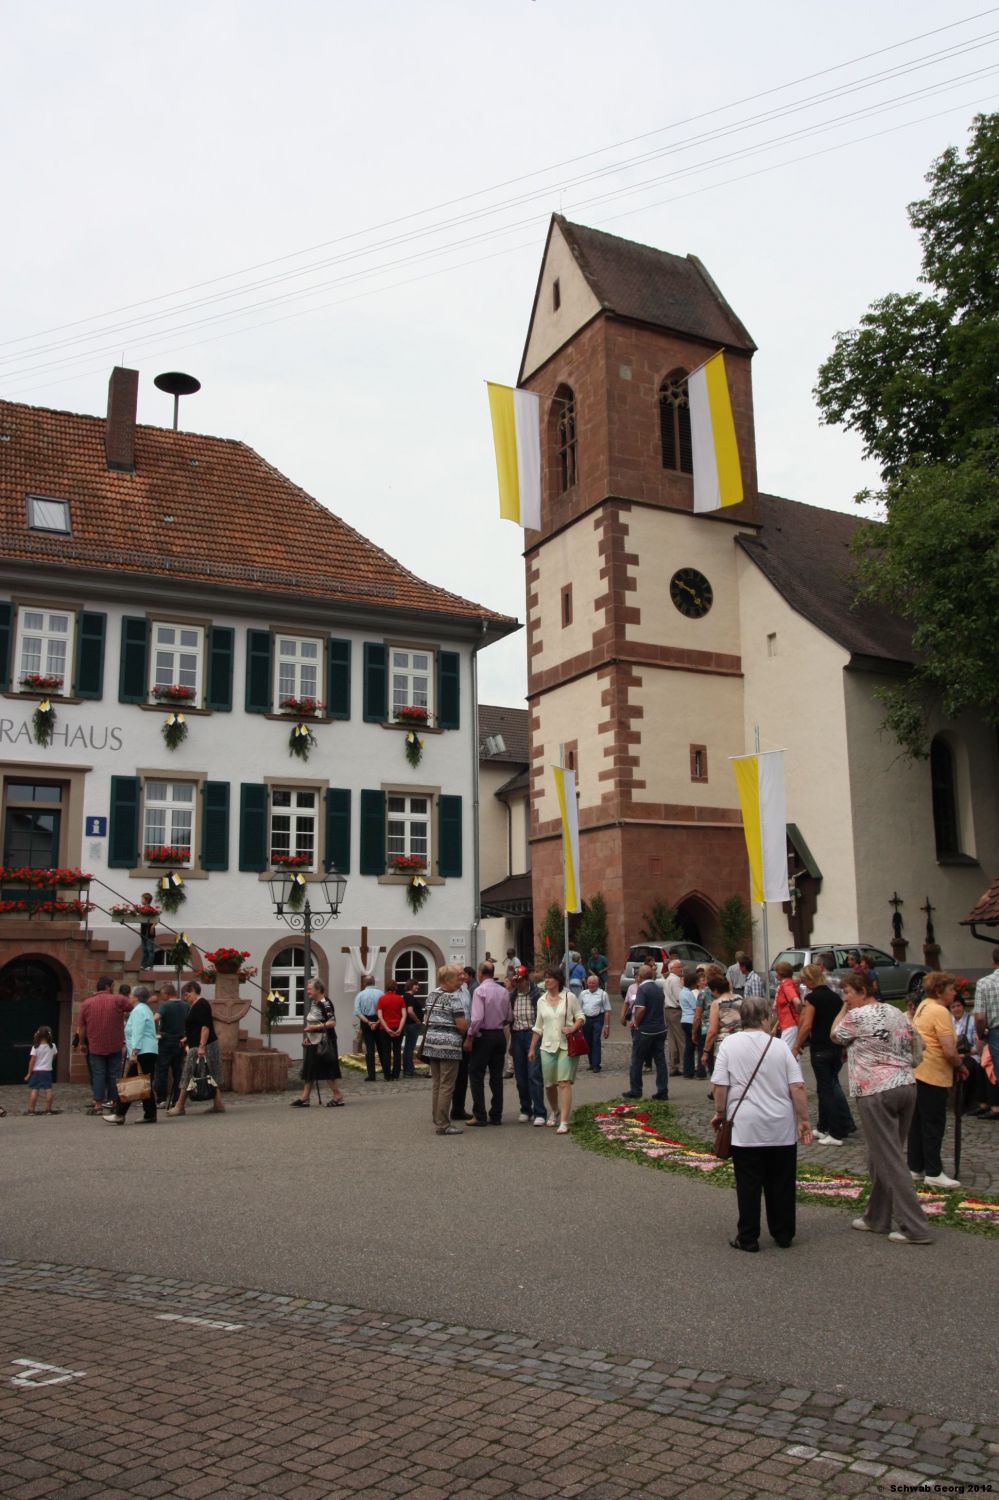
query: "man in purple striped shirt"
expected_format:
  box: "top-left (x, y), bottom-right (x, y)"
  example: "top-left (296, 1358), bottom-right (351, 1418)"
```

top-left (464, 963), bottom-right (513, 1126)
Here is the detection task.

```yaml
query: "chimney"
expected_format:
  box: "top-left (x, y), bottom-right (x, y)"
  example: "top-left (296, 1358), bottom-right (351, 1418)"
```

top-left (105, 366), bottom-right (139, 471)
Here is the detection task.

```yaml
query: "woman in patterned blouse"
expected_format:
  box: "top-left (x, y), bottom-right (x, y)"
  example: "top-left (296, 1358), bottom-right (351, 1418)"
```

top-left (831, 972), bottom-right (932, 1244)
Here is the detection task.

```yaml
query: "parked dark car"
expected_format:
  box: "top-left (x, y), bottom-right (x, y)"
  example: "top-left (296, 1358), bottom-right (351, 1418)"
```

top-left (769, 943), bottom-right (926, 1001)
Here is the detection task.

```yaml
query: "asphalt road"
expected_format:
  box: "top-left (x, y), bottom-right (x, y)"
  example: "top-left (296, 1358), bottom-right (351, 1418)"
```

top-left (2, 1066), bottom-right (995, 1421)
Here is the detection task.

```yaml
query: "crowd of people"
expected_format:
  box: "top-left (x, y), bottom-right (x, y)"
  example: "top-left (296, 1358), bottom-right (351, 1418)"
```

top-left (9, 942), bottom-right (997, 1256)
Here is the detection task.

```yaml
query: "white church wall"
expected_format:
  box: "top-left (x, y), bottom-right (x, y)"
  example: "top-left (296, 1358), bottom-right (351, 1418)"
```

top-left (521, 221), bottom-right (602, 380)
top-left (632, 665), bottom-right (743, 809)
top-left (533, 521), bottom-right (605, 665)
top-left (736, 555), bottom-right (860, 963)
top-left (843, 674), bottom-right (999, 972)
top-left (532, 676), bottom-right (611, 823)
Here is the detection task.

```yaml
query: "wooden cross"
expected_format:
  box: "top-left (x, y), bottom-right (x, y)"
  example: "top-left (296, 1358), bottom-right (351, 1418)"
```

top-left (340, 925), bottom-right (386, 971)
top-left (920, 896), bottom-right (936, 945)
top-left (889, 890), bottom-right (904, 940)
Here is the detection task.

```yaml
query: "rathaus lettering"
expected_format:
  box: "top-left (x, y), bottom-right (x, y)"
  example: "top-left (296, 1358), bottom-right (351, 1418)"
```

top-left (0, 720), bottom-right (123, 751)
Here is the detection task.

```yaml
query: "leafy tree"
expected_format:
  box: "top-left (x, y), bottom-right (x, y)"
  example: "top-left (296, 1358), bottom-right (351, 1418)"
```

top-left (639, 899), bottom-right (682, 942)
top-left (717, 895), bottom-right (752, 963)
top-left (537, 900), bottom-right (564, 967)
top-left (576, 893), bottom-right (609, 961)
top-left (814, 113), bottom-right (999, 752)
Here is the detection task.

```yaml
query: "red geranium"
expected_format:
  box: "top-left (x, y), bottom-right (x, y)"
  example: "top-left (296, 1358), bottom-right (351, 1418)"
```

top-left (395, 705), bottom-right (430, 724)
top-left (271, 852), bottom-right (312, 868)
top-left (389, 854), bottom-right (427, 872)
top-left (280, 696), bottom-right (324, 716)
top-left (144, 845), bottom-right (189, 864)
top-left (152, 684), bottom-right (196, 702)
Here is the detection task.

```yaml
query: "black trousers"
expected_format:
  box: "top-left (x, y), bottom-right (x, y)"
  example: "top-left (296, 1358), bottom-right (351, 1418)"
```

top-left (384, 1033), bottom-right (402, 1080)
top-left (469, 1029), bottom-right (507, 1123)
top-left (155, 1039), bottom-right (185, 1106)
top-left (730, 1143), bottom-right (797, 1247)
top-left (907, 1079), bottom-right (949, 1177)
top-left (116, 1052), bottom-right (157, 1122)
top-left (362, 1024), bottom-right (391, 1081)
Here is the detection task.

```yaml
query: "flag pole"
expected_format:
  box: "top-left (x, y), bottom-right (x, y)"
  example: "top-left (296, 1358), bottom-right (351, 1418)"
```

top-left (560, 742), bottom-right (570, 980)
top-left (755, 723), bottom-right (771, 1000)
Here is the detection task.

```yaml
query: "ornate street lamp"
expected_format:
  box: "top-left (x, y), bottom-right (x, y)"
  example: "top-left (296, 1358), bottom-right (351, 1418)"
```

top-left (268, 868), bottom-right (348, 988)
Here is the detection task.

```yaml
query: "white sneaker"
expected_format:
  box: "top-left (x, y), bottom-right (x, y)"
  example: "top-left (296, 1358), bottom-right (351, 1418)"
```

top-left (888, 1230), bottom-right (933, 1244)
top-left (517, 1113), bottom-right (530, 1123)
top-left (813, 1132), bottom-right (830, 1143)
top-left (823, 1136), bottom-right (844, 1146)
top-left (923, 1172), bottom-right (960, 1189)
top-left (851, 1218), bottom-right (874, 1232)
top-left (533, 1117), bottom-right (546, 1128)
top-left (910, 1170), bottom-right (923, 1181)
top-left (556, 1123), bottom-right (569, 1134)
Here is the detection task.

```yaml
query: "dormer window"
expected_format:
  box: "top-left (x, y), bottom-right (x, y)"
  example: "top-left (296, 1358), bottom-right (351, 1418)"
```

top-left (26, 495), bottom-right (70, 533)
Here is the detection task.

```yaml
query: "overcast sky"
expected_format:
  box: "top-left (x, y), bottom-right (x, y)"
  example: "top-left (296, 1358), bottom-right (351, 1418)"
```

top-left (3, 1), bottom-right (996, 705)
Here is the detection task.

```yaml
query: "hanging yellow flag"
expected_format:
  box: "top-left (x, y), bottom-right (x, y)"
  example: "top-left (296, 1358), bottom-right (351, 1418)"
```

top-left (730, 751), bottom-right (789, 904)
top-left (487, 382), bottom-right (541, 529)
top-left (688, 351), bottom-right (743, 513)
top-left (552, 765), bottom-right (581, 914)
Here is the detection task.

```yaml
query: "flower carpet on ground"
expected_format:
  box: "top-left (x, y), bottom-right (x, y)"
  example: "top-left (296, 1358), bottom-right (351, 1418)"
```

top-left (574, 1102), bottom-right (998, 1236)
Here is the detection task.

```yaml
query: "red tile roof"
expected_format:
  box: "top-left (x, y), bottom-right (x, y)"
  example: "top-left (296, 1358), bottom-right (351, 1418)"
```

top-left (0, 396), bottom-right (517, 633)
top-left (962, 877), bottom-right (999, 928)
top-left (478, 703), bottom-right (529, 763)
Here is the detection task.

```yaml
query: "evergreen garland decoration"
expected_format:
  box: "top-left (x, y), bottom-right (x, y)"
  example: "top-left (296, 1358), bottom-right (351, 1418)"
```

top-left (162, 712), bottom-right (188, 750)
top-left (404, 730), bottom-right (423, 768)
top-left (32, 699), bottom-right (55, 748)
top-left (406, 875), bottom-right (429, 914)
top-left (158, 871), bottom-right (187, 913)
top-left (289, 722), bottom-right (316, 760)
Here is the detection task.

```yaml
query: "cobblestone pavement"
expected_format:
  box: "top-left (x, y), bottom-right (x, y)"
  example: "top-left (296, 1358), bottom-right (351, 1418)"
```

top-left (1, 1260), bottom-right (997, 1499)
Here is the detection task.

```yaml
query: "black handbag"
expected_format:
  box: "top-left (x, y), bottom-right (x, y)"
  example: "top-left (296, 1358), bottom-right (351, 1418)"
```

top-left (186, 1054), bottom-right (217, 1102)
top-left (316, 999), bottom-right (336, 1057)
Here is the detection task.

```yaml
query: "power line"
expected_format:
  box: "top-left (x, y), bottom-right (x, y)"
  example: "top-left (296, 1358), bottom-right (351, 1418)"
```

top-left (2, 39), bottom-right (997, 382)
top-left (8, 86), bottom-right (996, 403)
top-left (2, 5), bottom-right (996, 354)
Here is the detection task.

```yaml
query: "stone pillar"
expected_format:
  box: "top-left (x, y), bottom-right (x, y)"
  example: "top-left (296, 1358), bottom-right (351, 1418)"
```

top-left (923, 942), bottom-right (942, 970)
top-left (210, 971), bottom-right (252, 1089)
top-left (891, 938), bottom-right (908, 963)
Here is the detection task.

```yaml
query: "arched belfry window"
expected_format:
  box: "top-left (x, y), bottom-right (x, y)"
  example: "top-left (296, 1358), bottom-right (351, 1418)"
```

top-left (930, 736), bottom-right (961, 856)
top-left (660, 370), bottom-right (693, 474)
top-left (554, 384), bottom-right (577, 493)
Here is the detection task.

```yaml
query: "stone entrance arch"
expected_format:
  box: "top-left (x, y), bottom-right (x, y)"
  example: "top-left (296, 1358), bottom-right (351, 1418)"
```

top-left (0, 954), bottom-right (72, 1085)
top-left (675, 891), bottom-right (720, 955)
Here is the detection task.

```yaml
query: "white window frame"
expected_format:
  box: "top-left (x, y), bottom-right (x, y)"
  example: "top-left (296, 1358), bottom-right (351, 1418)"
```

top-left (142, 780), bottom-right (196, 867)
top-left (15, 606), bottom-right (75, 693)
top-left (26, 495), bottom-right (71, 533)
top-left (150, 621), bottom-right (204, 706)
top-left (269, 787), bottom-right (319, 871)
top-left (386, 791), bottom-right (431, 864)
top-left (390, 647), bottom-right (434, 718)
top-left (269, 944), bottom-right (308, 1021)
top-left (392, 947), bottom-right (432, 1000)
top-left (275, 634), bottom-right (323, 708)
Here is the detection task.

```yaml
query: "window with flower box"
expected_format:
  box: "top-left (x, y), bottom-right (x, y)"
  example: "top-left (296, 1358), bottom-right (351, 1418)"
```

top-left (386, 793), bottom-right (430, 866)
top-left (391, 649), bottom-right (432, 720)
top-left (275, 635), bottom-right (322, 708)
top-left (150, 622), bottom-right (203, 706)
top-left (142, 781), bottom-right (195, 866)
top-left (15, 609), bottom-right (74, 694)
top-left (270, 788), bottom-right (317, 870)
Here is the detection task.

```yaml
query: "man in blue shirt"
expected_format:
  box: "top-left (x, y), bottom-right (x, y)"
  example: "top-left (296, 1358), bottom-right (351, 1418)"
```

top-left (354, 973), bottom-right (390, 1082)
top-left (622, 964), bottom-right (669, 1101)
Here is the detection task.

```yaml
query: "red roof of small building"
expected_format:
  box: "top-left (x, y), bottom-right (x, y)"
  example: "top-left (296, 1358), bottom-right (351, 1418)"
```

top-left (0, 395), bottom-right (516, 633)
top-left (962, 877), bottom-right (999, 928)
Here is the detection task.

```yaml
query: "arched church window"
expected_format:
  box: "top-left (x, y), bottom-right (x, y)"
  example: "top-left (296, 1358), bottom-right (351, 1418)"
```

top-left (554, 385), bottom-right (577, 493)
top-left (930, 736), bottom-right (961, 856)
top-left (660, 370), bottom-right (693, 474)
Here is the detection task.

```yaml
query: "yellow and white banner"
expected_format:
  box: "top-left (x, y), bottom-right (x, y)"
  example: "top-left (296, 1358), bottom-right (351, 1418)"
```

top-left (688, 351), bottom-right (743, 514)
top-left (487, 382), bottom-right (541, 530)
top-left (552, 765), bottom-right (581, 914)
top-left (730, 751), bottom-right (789, 904)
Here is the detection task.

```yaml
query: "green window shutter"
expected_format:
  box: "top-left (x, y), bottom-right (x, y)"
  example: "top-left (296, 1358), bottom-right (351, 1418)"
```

top-left (325, 787), bottom-right (351, 873)
top-left (201, 781), bottom-right (230, 871)
top-left (206, 626), bottom-right (235, 712)
top-left (327, 638), bottom-right (351, 720)
top-left (108, 775), bottom-right (141, 868)
top-left (362, 642), bottom-right (387, 722)
top-left (0, 600), bottom-right (14, 691)
top-left (359, 789), bottom-right (386, 875)
top-left (238, 783), bottom-right (269, 871)
top-left (437, 650), bottom-right (460, 730)
top-left (118, 616), bottom-right (149, 703)
top-left (74, 611), bottom-right (107, 700)
top-left (438, 794), bottom-right (463, 878)
top-left (245, 630), bottom-right (273, 714)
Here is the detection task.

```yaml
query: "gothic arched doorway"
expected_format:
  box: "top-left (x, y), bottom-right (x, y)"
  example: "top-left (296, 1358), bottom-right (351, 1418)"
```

top-left (0, 958), bottom-right (62, 1085)
top-left (675, 893), bottom-right (720, 956)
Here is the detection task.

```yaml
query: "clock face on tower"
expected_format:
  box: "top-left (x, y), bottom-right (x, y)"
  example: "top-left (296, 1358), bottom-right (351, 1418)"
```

top-left (669, 567), bottom-right (713, 619)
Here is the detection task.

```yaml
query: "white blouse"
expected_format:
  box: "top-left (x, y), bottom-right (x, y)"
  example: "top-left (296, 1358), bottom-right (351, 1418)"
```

top-left (532, 992), bottom-right (584, 1053)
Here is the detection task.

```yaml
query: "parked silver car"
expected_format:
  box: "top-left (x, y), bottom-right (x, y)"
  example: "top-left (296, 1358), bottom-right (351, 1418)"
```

top-left (769, 943), bottom-right (927, 1001)
top-left (618, 940), bottom-right (721, 998)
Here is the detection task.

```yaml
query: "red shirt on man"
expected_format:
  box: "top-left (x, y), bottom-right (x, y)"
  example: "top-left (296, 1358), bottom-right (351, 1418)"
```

top-left (78, 989), bottom-right (131, 1054)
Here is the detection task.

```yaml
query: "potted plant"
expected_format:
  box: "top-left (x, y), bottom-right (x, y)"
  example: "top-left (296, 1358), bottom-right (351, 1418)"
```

top-left (110, 901), bottom-right (161, 925)
top-left (144, 844), bottom-right (189, 865)
top-left (271, 851), bottom-right (311, 869)
top-left (203, 946), bottom-right (252, 974)
top-left (395, 704), bottom-right (430, 726)
top-left (389, 854), bottom-right (427, 875)
top-left (20, 672), bottom-right (64, 692)
top-left (279, 695), bottom-right (324, 718)
top-left (152, 684), bottom-right (196, 705)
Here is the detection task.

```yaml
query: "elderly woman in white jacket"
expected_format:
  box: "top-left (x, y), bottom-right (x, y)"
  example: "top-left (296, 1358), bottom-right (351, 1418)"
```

top-left (711, 993), bottom-right (813, 1251)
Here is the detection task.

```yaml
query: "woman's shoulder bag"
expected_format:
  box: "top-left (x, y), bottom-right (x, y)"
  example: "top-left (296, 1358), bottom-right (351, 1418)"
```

top-left (713, 1033), bottom-right (774, 1159)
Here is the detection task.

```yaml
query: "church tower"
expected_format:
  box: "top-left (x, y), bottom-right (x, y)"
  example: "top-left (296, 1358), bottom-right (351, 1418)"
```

top-left (521, 216), bottom-right (759, 960)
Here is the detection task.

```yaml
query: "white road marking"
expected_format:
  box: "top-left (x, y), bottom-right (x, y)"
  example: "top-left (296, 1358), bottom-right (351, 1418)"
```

top-left (11, 1359), bottom-right (86, 1388)
top-left (155, 1313), bottom-right (244, 1331)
